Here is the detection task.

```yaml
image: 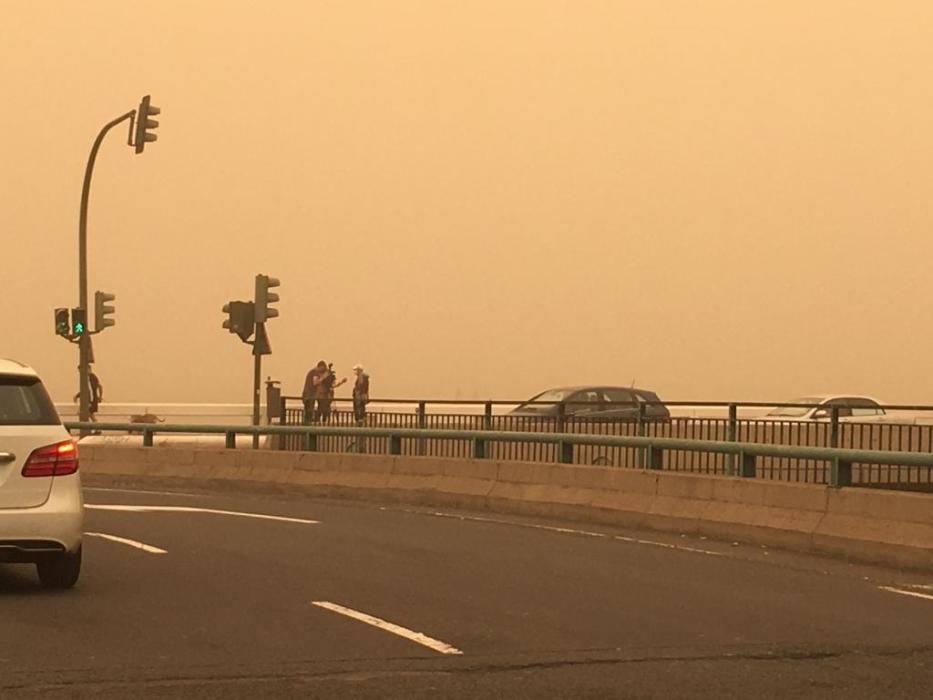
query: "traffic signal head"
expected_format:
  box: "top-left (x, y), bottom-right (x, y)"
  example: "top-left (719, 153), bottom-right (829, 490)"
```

top-left (222, 301), bottom-right (255, 343)
top-left (254, 274), bottom-right (280, 323)
top-left (71, 307), bottom-right (87, 336)
top-left (134, 94), bottom-right (161, 154)
top-left (94, 291), bottom-right (116, 331)
top-left (54, 308), bottom-right (70, 337)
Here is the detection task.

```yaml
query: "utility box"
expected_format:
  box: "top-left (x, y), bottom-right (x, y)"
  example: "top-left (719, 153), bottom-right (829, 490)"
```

top-left (265, 378), bottom-right (282, 421)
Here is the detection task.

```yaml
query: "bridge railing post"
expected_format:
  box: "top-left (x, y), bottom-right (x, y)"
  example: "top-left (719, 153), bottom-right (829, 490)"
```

top-left (636, 402), bottom-right (647, 468)
top-left (417, 402), bottom-right (427, 456)
top-left (559, 440), bottom-right (574, 464)
top-left (830, 458), bottom-right (853, 487)
top-left (646, 444), bottom-right (663, 470)
top-left (830, 405), bottom-right (840, 448)
top-left (225, 430), bottom-right (236, 449)
top-left (275, 397), bottom-right (288, 450)
top-left (726, 403), bottom-right (738, 475)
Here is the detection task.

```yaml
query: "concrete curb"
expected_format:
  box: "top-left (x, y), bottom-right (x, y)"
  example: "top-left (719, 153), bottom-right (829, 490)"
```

top-left (77, 445), bottom-right (933, 571)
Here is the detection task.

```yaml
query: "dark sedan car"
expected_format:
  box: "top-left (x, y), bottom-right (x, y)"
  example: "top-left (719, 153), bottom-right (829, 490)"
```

top-left (509, 386), bottom-right (670, 421)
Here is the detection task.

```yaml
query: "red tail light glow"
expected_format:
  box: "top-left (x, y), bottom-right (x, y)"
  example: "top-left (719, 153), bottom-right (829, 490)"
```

top-left (21, 440), bottom-right (79, 478)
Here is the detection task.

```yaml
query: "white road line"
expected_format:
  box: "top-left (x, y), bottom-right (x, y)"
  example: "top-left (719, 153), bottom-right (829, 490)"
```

top-left (312, 601), bottom-right (463, 655)
top-left (420, 510), bottom-right (724, 556)
top-left (905, 583), bottom-right (933, 591)
top-left (84, 487), bottom-right (200, 498)
top-left (879, 586), bottom-right (933, 602)
top-left (613, 534), bottom-right (726, 556)
top-left (85, 532), bottom-right (167, 554)
top-left (86, 504), bottom-right (319, 525)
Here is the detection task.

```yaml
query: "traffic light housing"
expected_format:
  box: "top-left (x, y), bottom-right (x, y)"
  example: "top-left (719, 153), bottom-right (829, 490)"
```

top-left (94, 291), bottom-right (116, 332)
top-left (71, 308), bottom-right (87, 336)
top-left (222, 301), bottom-right (255, 343)
top-left (55, 308), bottom-right (70, 337)
top-left (134, 94), bottom-right (160, 154)
top-left (254, 274), bottom-right (280, 322)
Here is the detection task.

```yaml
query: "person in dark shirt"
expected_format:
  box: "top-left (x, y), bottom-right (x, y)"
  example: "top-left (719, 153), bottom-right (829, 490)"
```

top-left (302, 360), bottom-right (327, 424)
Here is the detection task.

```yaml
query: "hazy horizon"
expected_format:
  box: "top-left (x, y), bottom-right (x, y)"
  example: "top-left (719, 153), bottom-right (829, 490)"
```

top-left (5, 2), bottom-right (933, 405)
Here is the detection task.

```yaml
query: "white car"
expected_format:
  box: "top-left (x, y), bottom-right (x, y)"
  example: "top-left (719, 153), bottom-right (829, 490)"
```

top-left (0, 359), bottom-right (83, 588)
top-left (765, 394), bottom-right (887, 422)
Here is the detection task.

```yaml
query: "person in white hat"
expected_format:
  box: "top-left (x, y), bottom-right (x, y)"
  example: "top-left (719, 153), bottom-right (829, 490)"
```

top-left (352, 364), bottom-right (370, 424)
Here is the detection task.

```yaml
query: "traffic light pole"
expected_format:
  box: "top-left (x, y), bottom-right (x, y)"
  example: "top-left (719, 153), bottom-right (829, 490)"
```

top-left (251, 322), bottom-right (271, 449)
top-left (223, 277), bottom-right (276, 449)
top-left (77, 110), bottom-right (135, 424)
top-left (252, 349), bottom-right (262, 449)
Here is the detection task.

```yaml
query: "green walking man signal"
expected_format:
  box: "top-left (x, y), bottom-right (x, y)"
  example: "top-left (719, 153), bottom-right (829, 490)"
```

top-left (54, 290), bottom-right (116, 340)
top-left (71, 308), bottom-right (87, 336)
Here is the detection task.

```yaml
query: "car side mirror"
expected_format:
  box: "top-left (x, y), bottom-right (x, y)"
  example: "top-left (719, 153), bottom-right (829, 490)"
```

top-left (812, 408), bottom-right (829, 420)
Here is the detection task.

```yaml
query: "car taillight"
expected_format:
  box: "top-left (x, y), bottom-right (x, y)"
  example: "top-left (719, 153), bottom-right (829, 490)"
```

top-left (21, 440), bottom-right (79, 478)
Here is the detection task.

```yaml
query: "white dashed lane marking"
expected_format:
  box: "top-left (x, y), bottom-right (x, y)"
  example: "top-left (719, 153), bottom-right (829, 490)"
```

top-left (86, 504), bottom-right (319, 524)
top-left (879, 586), bottom-right (933, 602)
top-left (84, 487), bottom-right (201, 498)
top-left (401, 509), bottom-right (725, 557)
top-left (312, 601), bottom-right (463, 655)
top-left (85, 532), bottom-right (167, 554)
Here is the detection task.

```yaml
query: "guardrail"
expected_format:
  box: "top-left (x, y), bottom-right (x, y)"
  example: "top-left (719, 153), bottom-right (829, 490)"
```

top-left (65, 422), bottom-right (933, 490)
top-left (273, 403), bottom-right (933, 487)
top-left (278, 395), bottom-right (933, 416)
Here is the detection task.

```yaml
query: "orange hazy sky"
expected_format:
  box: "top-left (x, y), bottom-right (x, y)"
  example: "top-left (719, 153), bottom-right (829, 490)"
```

top-left (3, 1), bottom-right (933, 404)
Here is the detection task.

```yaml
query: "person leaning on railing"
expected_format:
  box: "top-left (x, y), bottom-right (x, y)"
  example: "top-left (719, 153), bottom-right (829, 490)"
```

top-left (352, 364), bottom-right (370, 424)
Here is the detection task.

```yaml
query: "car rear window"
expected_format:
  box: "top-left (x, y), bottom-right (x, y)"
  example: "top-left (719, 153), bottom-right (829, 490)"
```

top-left (0, 374), bottom-right (60, 425)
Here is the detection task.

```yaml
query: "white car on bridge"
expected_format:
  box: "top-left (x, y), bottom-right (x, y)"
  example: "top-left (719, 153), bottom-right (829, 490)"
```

top-left (0, 358), bottom-right (84, 588)
top-left (765, 395), bottom-right (889, 422)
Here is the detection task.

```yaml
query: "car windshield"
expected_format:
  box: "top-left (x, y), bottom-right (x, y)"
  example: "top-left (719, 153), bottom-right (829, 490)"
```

top-left (517, 389), bottom-right (574, 408)
top-left (767, 397), bottom-right (823, 417)
top-left (0, 374), bottom-right (60, 425)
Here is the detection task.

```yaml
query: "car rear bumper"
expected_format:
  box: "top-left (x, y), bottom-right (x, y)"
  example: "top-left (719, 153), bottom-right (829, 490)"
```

top-left (0, 473), bottom-right (83, 559)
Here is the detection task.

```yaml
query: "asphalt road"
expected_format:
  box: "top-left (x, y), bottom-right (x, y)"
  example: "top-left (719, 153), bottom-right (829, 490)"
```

top-left (2, 477), bottom-right (932, 699)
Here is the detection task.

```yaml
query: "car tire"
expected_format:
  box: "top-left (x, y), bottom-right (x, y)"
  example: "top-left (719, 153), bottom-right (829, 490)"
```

top-left (36, 548), bottom-right (82, 590)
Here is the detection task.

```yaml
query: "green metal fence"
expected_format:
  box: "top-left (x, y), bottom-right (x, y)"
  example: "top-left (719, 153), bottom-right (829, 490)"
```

top-left (65, 421), bottom-right (933, 491)
top-left (275, 399), bottom-right (933, 490)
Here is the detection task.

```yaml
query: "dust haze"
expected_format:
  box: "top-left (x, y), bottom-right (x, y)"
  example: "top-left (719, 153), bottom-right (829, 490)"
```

top-left (3, 1), bottom-right (933, 405)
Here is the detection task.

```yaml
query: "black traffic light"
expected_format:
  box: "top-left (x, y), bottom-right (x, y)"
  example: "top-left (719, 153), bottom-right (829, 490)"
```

top-left (254, 274), bottom-right (280, 323)
top-left (71, 307), bottom-right (87, 336)
top-left (94, 291), bottom-right (116, 332)
top-left (134, 94), bottom-right (160, 154)
top-left (54, 308), bottom-right (70, 337)
top-left (222, 301), bottom-right (255, 343)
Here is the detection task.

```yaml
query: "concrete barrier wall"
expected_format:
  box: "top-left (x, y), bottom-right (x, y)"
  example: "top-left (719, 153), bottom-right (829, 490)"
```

top-left (78, 445), bottom-right (933, 571)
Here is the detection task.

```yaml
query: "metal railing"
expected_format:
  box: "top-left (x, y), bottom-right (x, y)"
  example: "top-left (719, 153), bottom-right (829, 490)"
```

top-left (271, 398), bottom-right (933, 490)
top-left (65, 421), bottom-right (933, 491)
